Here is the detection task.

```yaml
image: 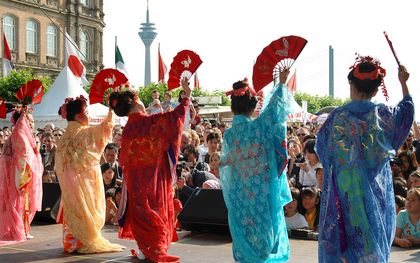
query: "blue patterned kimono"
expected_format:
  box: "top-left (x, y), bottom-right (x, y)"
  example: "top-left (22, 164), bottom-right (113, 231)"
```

top-left (220, 84), bottom-right (292, 263)
top-left (316, 95), bottom-right (414, 263)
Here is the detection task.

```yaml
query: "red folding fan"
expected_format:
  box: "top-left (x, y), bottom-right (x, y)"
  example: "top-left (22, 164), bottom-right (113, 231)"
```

top-left (0, 97), bottom-right (6, 119)
top-left (15, 79), bottom-right (45, 105)
top-left (89, 68), bottom-right (129, 105)
top-left (167, 50), bottom-right (202, 90)
top-left (252, 35), bottom-right (307, 92)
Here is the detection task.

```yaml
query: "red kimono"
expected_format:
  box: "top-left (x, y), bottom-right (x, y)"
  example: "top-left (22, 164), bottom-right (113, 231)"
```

top-left (119, 98), bottom-right (188, 263)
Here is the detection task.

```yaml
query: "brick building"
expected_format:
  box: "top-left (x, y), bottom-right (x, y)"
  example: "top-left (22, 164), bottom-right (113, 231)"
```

top-left (0, 0), bottom-right (105, 79)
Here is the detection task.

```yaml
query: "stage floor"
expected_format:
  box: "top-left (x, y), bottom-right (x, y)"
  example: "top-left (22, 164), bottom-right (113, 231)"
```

top-left (0, 222), bottom-right (419, 262)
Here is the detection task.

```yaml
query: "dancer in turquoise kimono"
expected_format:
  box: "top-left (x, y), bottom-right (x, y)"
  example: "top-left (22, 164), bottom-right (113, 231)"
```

top-left (316, 55), bottom-right (414, 262)
top-left (220, 68), bottom-right (292, 263)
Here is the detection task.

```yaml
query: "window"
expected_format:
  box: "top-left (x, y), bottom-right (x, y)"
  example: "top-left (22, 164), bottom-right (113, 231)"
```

top-left (80, 0), bottom-right (89, 6)
top-left (26, 20), bottom-right (38, 53)
top-left (46, 25), bottom-right (58, 56)
top-left (3, 15), bottom-right (16, 50)
top-left (79, 31), bottom-right (89, 60)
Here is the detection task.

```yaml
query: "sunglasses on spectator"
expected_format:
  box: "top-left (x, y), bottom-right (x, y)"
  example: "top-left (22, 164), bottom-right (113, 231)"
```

top-left (54, 133), bottom-right (62, 137)
top-left (297, 133), bottom-right (306, 136)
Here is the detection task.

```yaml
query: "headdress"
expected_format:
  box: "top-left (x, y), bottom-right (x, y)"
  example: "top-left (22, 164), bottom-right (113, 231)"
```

top-left (226, 78), bottom-right (257, 97)
top-left (10, 105), bottom-right (33, 125)
top-left (59, 95), bottom-right (87, 119)
top-left (349, 54), bottom-right (388, 101)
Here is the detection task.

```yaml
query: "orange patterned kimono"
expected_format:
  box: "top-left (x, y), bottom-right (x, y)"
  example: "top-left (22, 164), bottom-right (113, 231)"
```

top-left (119, 98), bottom-right (189, 262)
top-left (55, 111), bottom-right (124, 253)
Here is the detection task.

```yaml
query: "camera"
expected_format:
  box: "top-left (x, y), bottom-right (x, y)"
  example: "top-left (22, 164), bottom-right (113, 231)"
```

top-left (176, 161), bottom-right (187, 179)
top-left (390, 157), bottom-right (402, 167)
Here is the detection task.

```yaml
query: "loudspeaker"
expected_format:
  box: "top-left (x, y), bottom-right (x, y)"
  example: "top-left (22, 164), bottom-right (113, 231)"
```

top-left (35, 182), bottom-right (61, 221)
top-left (178, 188), bottom-right (229, 233)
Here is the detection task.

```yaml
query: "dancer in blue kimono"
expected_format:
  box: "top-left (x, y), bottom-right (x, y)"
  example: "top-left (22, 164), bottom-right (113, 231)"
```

top-left (316, 55), bottom-right (414, 263)
top-left (220, 68), bottom-right (292, 263)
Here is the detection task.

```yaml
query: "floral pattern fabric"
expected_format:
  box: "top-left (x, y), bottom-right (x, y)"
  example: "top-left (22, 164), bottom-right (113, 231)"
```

top-left (55, 111), bottom-right (124, 253)
top-left (118, 98), bottom-right (188, 262)
top-left (0, 114), bottom-right (43, 245)
top-left (220, 84), bottom-right (293, 263)
top-left (316, 95), bottom-right (414, 263)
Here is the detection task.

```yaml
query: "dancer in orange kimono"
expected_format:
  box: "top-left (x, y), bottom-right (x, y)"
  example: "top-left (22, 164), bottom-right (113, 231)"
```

top-left (109, 78), bottom-right (191, 262)
top-left (55, 95), bottom-right (124, 253)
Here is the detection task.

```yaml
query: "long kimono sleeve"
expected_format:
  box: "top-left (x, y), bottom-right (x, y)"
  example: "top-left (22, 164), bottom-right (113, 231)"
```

top-left (86, 110), bottom-right (114, 154)
top-left (390, 95), bottom-right (414, 151)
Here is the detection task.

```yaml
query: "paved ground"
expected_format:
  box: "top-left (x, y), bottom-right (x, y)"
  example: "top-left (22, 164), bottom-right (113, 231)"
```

top-left (0, 222), bottom-right (419, 262)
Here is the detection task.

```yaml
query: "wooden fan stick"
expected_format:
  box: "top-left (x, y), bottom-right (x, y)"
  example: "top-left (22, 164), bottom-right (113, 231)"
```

top-left (383, 31), bottom-right (401, 68)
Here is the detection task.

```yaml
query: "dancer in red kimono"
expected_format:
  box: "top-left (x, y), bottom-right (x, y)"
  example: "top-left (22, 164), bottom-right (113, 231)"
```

top-left (109, 78), bottom-right (191, 263)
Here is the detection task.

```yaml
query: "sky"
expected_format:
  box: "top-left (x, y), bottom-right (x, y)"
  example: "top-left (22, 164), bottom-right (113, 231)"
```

top-left (102, 0), bottom-right (420, 119)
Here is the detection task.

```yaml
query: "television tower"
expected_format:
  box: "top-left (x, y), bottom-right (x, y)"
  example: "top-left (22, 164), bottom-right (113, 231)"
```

top-left (139, 0), bottom-right (157, 86)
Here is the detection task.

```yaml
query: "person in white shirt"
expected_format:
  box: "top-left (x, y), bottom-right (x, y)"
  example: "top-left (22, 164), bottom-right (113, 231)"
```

top-left (298, 139), bottom-right (322, 187)
top-left (146, 90), bottom-right (163, 115)
top-left (285, 187), bottom-right (308, 230)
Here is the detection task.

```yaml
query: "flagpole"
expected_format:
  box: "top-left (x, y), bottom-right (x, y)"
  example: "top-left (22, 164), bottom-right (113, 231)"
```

top-left (1, 17), bottom-right (4, 77)
top-left (115, 36), bottom-right (117, 70)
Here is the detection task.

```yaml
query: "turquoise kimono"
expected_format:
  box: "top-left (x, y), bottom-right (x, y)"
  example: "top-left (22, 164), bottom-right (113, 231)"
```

top-left (220, 84), bottom-right (292, 263)
top-left (316, 95), bottom-right (414, 263)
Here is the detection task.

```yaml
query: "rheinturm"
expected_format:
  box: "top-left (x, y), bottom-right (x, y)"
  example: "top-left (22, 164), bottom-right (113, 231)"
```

top-left (139, 0), bottom-right (157, 87)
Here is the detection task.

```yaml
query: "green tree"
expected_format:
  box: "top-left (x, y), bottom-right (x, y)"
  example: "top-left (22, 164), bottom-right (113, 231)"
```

top-left (0, 69), bottom-right (52, 103)
top-left (137, 82), bottom-right (231, 106)
top-left (293, 92), bottom-right (349, 114)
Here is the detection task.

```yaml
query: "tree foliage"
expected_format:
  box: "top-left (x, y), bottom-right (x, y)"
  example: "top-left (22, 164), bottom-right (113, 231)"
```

top-left (293, 91), bottom-right (350, 114)
top-left (0, 69), bottom-right (52, 103)
top-left (136, 82), bottom-right (231, 106)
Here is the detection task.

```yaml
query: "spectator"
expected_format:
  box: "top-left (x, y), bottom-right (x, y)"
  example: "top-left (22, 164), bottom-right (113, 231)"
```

top-left (394, 188), bottom-right (420, 247)
top-left (203, 132), bottom-right (221, 164)
top-left (298, 139), bottom-right (322, 188)
top-left (178, 90), bottom-right (196, 130)
top-left (146, 90), bottom-right (163, 115)
top-left (44, 122), bottom-right (55, 133)
top-left (112, 131), bottom-right (122, 149)
top-left (218, 123), bottom-right (227, 136)
top-left (40, 132), bottom-right (57, 173)
top-left (316, 167), bottom-right (324, 191)
top-left (398, 150), bottom-right (419, 180)
top-left (101, 162), bottom-right (120, 191)
top-left (183, 144), bottom-right (210, 172)
top-left (190, 100), bottom-right (201, 130)
top-left (105, 188), bottom-right (118, 225)
top-left (408, 170), bottom-right (420, 189)
top-left (287, 138), bottom-right (305, 186)
top-left (180, 131), bottom-right (192, 153)
top-left (393, 177), bottom-right (408, 198)
top-left (298, 186), bottom-right (320, 231)
top-left (209, 151), bottom-right (221, 179)
top-left (161, 91), bottom-right (176, 112)
top-left (190, 130), bottom-right (200, 148)
top-left (296, 127), bottom-right (310, 145)
top-left (103, 143), bottom-right (123, 180)
top-left (395, 195), bottom-right (406, 214)
top-left (285, 187), bottom-right (308, 230)
top-left (53, 129), bottom-right (63, 141)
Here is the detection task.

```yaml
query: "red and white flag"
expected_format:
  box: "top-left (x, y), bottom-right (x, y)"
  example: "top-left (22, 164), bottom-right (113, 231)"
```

top-left (194, 72), bottom-right (200, 89)
top-left (64, 32), bottom-right (88, 85)
top-left (158, 43), bottom-right (167, 83)
top-left (2, 33), bottom-right (15, 77)
top-left (287, 70), bottom-right (297, 92)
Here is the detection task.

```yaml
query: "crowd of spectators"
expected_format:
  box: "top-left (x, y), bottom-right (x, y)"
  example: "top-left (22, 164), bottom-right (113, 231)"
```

top-left (1, 91), bottom-right (419, 246)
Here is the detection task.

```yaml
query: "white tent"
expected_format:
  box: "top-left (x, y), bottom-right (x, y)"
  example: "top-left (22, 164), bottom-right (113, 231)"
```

top-left (0, 67), bottom-right (125, 129)
top-left (288, 96), bottom-right (317, 123)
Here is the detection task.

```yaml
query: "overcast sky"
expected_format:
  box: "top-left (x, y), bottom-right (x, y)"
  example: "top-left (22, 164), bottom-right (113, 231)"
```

top-left (102, 0), bottom-right (419, 119)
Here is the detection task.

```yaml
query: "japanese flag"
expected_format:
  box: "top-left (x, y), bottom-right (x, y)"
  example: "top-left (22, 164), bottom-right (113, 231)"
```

top-left (64, 32), bottom-right (88, 85)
